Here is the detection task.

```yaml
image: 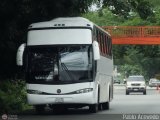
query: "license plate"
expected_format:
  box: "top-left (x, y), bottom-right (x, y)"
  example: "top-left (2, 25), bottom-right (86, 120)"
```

top-left (133, 89), bottom-right (138, 91)
top-left (55, 98), bottom-right (64, 103)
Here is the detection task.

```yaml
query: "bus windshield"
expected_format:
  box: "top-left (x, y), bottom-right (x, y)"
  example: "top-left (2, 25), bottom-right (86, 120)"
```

top-left (26, 45), bottom-right (93, 84)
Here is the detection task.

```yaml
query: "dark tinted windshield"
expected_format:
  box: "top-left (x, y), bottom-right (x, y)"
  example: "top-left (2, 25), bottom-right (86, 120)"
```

top-left (26, 45), bottom-right (93, 84)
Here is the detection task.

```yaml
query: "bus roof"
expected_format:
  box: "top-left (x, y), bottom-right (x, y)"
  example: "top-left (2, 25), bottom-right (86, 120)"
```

top-left (28, 17), bottom-right (94, 29)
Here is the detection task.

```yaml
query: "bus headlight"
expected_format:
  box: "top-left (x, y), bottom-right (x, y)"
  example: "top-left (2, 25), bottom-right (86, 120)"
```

top-left (75, 88), bottom-right (93, 94)
top-left (27, 88), bottom-right (93, 95)
top-left (27, 90), bottom-right (43, 94)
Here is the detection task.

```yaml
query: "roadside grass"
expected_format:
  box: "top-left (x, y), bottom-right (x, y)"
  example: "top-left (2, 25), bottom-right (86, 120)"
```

top-left (0, 79), bottom-right (32, 114)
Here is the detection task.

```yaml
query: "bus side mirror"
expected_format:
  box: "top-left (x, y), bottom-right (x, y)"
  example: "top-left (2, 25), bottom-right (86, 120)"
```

top-left (92, 41), bottom-right (100, 60)
top-left (16, 43), bottom-right (26, 66)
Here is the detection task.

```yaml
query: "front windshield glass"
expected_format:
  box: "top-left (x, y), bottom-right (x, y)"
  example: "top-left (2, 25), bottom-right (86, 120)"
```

top-left (128, 76), bottom-right (145, 81)
top-left (151, 79), bottom-right (159, 82)
top-left (26, 45), bottom-right (93, 84)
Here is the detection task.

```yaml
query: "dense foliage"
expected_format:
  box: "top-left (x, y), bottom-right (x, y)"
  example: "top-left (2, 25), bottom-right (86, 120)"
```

top-left (114, 45), bottom-right (160, 79)
top-left (0, 80), bottom-right (28, 114)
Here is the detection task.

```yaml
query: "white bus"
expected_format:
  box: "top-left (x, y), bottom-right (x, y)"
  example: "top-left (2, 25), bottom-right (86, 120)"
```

top-left (16, 17), bottom-right (113, 113)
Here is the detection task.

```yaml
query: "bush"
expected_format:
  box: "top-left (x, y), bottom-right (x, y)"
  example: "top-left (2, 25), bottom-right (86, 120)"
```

top-left (0, 79), bottom-right (28, 114)
top-left (155, 73), bottom-right (160, 80)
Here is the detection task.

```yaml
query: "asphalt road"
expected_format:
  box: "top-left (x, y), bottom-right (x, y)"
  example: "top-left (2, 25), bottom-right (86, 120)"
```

top-left (6, 84), bottom-right (160, 120)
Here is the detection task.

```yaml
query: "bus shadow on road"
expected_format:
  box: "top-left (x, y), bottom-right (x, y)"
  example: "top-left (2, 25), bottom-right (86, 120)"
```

top-left (20, 107), bottom-right (95, 116)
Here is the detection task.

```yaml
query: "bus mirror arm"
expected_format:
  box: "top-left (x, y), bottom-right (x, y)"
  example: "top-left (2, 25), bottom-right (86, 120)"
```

top-left (92, 41), bottom-right (100, 60)
top-left (16, 43), bottom-right (26, 66)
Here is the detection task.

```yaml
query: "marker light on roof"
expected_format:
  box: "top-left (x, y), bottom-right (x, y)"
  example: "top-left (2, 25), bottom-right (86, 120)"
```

top-left (54, 24), bottom-right (65, 27)
top-left (28, 25), bottom-right (32, 28)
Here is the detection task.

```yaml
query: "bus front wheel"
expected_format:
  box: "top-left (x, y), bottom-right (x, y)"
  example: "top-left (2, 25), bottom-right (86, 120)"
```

top-left (89, 87), bottom-right (100, 113)
top-left (89, 104), bottom-right (98, 113)
top-left (35, 105), bottom-right (45, 114)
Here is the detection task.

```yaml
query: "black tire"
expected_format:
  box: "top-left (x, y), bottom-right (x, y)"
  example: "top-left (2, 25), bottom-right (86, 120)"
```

top-left (102, 86), bottom-right (110, 110)
top-left (98, 103), bottom-right (102, 110)
top-left (143, 90), bottom-right (146, 95)
top-left (126, 90), bottom-right (129, 95)
top-left (102, 102), bottom-right (109, 110)
top-left (89, 104), bottom-right (98, 113)
top-left (53, 106), bottom-right (68, 114)
top-left (89, 87), bottom-right (100, 113)
top-left (35, 105), bottom-right (45, 114)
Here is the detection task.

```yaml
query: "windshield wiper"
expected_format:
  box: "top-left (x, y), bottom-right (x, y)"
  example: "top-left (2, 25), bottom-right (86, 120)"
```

top-left (61, 63), bottom-right (74, 81)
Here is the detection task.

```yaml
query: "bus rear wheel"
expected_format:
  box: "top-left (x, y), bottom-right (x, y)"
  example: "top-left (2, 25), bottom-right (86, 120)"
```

top-left (102, 102), bottom-right (109, 110)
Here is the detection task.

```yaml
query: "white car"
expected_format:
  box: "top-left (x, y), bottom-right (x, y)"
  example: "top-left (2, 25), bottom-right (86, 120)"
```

top-left (126, 75), bottom-right (146, 95)
top-left (149, 78), bottom-right (160, 87)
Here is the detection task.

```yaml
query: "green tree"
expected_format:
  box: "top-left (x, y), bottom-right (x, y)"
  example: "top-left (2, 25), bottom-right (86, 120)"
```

top-left (83, 8), bottom-right (125, 26)
top-left (102, 0), bottom-right (154, 20)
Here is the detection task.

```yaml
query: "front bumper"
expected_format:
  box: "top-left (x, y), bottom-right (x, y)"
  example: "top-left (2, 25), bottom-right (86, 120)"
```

top-left (126, 86), bottom-right (146, 92)
top-left (27, 91), bottom-right (95, 105)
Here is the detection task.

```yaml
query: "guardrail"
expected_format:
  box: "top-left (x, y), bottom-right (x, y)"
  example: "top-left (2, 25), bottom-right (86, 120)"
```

top-left (102, 26), bottom-right (160, 45)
